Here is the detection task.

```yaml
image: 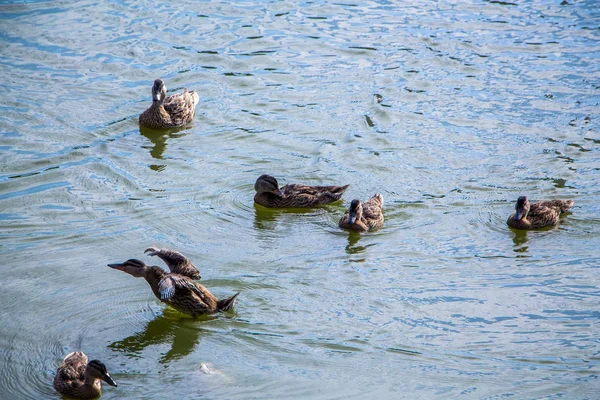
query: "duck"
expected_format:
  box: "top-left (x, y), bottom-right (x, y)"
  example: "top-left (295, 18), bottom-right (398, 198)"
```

top-left (507, 196), bottom-right (574, 230)
top-left (53, 352), bottom-right (117, 399)
top-left (108, 259), bottom-right (239, 317)
top-left (139, 78), bottom-right (199, 129)
top-left (254, 174), bottom-right (349, 208)
top-left (144, 246), bottom-right (201, 280)
top-left (339, 194), bottom-right (384, 232)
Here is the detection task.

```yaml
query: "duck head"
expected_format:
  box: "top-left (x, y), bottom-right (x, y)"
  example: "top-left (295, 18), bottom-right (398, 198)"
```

top-left (152, 78), bottom-right (167, 103)
top-left (255, 174), bottom-right (283, 196)
top-left (107, 259), bottom-right (148, 278)
top-left (86, 360), bottom-right (117, 387)
top-left (348, 199), bottom-right (363, 224)
top-left (514, 196), bottom-right (530, 221)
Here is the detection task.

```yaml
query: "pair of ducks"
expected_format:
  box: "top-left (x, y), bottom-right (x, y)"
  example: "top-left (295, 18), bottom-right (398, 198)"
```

top-left (54, 248), bottom-right (238, 398)
top-left (254, 174), bottom-right (385, 232)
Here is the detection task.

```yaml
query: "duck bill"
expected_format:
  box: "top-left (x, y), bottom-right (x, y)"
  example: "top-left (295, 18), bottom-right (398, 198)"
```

top-left (107, 263), bottom-right (125, 271)
top-left (103, 373), bottom-right (117, 387)
top-left (153, 93), bottom-right (161, 102)
top-left (515, 210), bottom-right (523, 220)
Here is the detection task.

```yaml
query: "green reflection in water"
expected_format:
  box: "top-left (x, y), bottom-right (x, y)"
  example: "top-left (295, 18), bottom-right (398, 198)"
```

top-left (139, 125), bottom-right (190, 167)
top-left (108, 312), bottom-right (214, 364)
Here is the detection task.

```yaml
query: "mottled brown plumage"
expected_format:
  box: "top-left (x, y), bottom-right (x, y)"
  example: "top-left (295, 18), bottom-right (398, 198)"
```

top-left (108, 259), bottom-right (239, 317)
top-left (144, 246), bottom-right (201, 280)
top-left (139, 78), bottom-right (199, 129)
top-left (339, 194), bottom-right (384, 232)
top-left (507, 196), bottom-right (574, 230)
top-left (53, 352), bottom-right (117, 399)
top-left (254, 174), bottom-right (349, 208)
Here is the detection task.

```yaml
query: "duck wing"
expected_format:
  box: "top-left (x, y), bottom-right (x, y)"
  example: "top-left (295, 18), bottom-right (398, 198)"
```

top-left (538, 199), bottom-right (574, 214)
top-left (158, 275), bottom-right (203, 300)
top-left (528, 204), bottom-right (560, 228)
top-left (57, 352), bottom-right (87, 382)
top-left (281, 183), bottom-right (349, 206)
top-left (145, 247), bottom-right (201, 280)
top-left (163, 89), bottom-right (199, 126)
top-left (362, 194), bottom-right (384, 230)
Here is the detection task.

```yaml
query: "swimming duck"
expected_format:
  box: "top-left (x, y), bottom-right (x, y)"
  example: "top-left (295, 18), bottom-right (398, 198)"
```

top-left (139, 78), bottom-right (199, 129)
top-left (254, 174), bottom-right (349, 208)
top-left (339, 194), bottom-right (384, 232)
top-left (53, 352), bottom-right (117, 399)
top-left (144, 246), bottom-right (201, 280)
top-left (507, 196), bottom-right (574, 230)
top-left (108, 259), bottom-right (239, 317)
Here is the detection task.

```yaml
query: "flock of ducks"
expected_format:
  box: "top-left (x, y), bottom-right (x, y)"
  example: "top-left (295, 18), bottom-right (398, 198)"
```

top-left (53, 79), bottom-right (575, 398)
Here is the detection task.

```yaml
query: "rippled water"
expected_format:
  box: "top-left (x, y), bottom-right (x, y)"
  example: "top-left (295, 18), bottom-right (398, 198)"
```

top-left (1, 0), bottom-right (599, 398)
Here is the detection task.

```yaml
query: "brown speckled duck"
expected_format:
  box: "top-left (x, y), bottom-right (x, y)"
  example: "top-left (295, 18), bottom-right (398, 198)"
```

top-left (254, 174), bottom-right (349, 208)
top-left (139, 78), bottom-right (199, 129)
top-left (144, 246), bottom-right (201, 280)
top-left (339, 194), bottom-right (384, 232)
top-left (108, 259), bottom-right (239, 317)
top-left (507, 196), bottom-right (574, 230)
top-left (53, 352), bottom-right (117, 399)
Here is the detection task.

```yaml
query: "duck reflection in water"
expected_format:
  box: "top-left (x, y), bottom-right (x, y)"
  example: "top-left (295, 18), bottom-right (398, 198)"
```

top-left (512, 229), bottom-right (529, 254)
top-left (252, 204), bottom-right (316, 231)
top-left (108, 313), bottom-right (209, 364)
top-left (139, 125), bottom-right (189, 171)
top-left (344, 231), bottom-right (372, 255)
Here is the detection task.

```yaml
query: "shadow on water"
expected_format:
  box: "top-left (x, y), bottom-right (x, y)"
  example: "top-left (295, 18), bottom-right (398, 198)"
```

top-left (108, 313), bottom-right (209, 364)
top-left (139, 126), bottom-right (190, 170)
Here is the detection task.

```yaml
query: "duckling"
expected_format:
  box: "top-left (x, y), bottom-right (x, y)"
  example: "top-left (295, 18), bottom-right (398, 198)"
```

top-left (339, 194), bottom-right (384, 232)
top-left (254, 174), bottom-right (349, 208)
top-left (108, 259), bottom-right (239, 317)
top-left (53, 352), bottom-right (117, 399)
top-left (139, 78), bottom-right (199, 129)
top-left (507, 196), bottom-right (574, 230)
top-left (144, 246), bottom-right (201, 280)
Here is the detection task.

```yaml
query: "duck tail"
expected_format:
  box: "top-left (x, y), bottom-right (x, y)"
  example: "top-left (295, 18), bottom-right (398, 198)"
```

top-left (334, 184), bottom-right (350, 194)
top-left (217, 292), bottom-right (240, 312)
top-left (371, 193), bottom-right (384, 206)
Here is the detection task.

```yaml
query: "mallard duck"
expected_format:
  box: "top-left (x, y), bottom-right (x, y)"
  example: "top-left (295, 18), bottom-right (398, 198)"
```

top-left (507, 196), bottom-right (574, 230)
top-left (144, 246), bottom-right (201, 280)
top-left (53, 352), bottom-right (117, 399)
top-left (339, 194), bottom-right (384, 232)
top-left (108, 259), bottom-right (239, 317)
top-left (254, 174), bottom-right (349, 208)
top-left (139, 78), bottom-right (199, 129)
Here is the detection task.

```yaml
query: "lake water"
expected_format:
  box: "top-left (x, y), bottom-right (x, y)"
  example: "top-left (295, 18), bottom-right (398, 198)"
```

top-left (1, 0), bottom-right (599, 398)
